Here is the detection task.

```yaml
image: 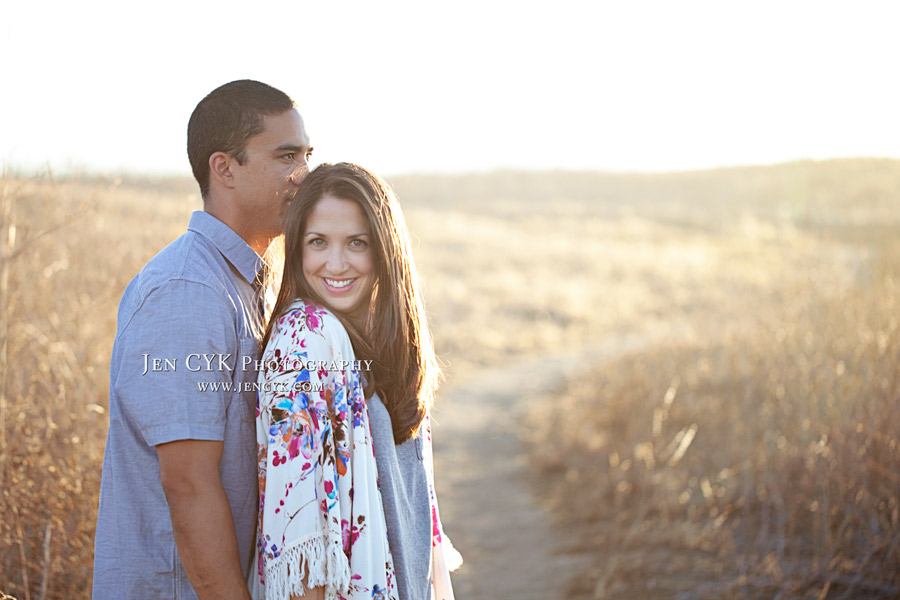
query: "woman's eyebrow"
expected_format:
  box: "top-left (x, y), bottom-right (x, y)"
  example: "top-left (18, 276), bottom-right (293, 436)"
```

top-left (304, 231), bottom-right (369, 238)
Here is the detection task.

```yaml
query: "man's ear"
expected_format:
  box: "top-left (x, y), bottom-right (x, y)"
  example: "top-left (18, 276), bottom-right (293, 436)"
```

top-left (209, 152), bottom-right (236, 190)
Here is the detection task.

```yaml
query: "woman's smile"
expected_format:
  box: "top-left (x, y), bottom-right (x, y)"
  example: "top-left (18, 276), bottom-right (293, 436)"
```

top-left (323, 277), bottom-right (357, 291)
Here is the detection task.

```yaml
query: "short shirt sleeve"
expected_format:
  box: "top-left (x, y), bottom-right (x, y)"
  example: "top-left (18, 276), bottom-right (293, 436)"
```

top-left (112, 278), bottom-right (238, 447)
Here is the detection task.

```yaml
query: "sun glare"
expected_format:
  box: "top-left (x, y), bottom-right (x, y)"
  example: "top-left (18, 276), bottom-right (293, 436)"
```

top-left (2, 0), bottom-right (900, 175)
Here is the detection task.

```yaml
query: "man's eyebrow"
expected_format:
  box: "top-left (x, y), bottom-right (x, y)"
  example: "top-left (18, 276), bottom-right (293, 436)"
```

top-left (273, 144), bottom-right (311, 153)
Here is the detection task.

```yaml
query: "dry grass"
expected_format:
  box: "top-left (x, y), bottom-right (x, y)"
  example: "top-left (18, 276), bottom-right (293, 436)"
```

top-left (0, 173), bottom-right (195, 598)
top-left (527, 257), bottom-right (900, 598)
top-left (1, 159), bottom-right (899, 598)
top-left (520, 165), bottom-right (900, 598)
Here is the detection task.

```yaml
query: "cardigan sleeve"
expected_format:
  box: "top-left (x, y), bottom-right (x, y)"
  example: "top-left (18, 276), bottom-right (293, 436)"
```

top-left (253, 301), bottom-right (396, 600)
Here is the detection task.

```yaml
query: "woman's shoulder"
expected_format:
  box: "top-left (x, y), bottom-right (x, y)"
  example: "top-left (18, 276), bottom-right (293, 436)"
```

top-left (268, 299), bottom-right (351, 349)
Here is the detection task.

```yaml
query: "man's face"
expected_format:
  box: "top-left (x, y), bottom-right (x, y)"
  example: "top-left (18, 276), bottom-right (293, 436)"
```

top-left (231, 109), bottom-right (311, 248)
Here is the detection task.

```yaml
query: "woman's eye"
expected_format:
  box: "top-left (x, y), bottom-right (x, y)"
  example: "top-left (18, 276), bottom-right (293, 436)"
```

top-left (308, 238), bottom-right (325, 247)
top-left (350, 239), bottom-right (367, 249)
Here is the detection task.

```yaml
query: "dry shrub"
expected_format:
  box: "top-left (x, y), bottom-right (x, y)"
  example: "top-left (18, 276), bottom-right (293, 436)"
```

top-left (527, 242), bottom-right (900, 599)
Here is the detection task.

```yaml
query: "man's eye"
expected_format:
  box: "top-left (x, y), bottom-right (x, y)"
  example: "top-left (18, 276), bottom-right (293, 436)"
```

top-left (283, 153), bottom-right (295, 160)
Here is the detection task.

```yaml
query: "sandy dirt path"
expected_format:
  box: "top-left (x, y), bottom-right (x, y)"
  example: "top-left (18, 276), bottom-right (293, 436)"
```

top-left (431, 328), bottom-right (677, 599)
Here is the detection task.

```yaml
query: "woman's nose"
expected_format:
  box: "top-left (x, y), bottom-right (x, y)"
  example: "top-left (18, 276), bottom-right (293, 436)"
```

top-left (325, 248), bottom-right (347, 273)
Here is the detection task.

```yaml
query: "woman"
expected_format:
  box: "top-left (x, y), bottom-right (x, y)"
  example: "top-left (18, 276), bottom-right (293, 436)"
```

top-left (251, 163), bottom-right (459, 600)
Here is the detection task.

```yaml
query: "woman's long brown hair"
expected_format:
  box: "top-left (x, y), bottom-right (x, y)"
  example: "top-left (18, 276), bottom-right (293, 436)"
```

top-left (263, 162), bottom-right (440, 444)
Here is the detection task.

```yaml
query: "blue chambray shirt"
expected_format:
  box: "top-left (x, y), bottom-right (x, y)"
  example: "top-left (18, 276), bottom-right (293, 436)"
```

top-left (93, 211), bottom-right (263, 599)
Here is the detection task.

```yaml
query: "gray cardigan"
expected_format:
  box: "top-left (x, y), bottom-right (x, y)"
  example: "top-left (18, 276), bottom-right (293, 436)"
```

top-left (367, 393), bottom-right (432, 600)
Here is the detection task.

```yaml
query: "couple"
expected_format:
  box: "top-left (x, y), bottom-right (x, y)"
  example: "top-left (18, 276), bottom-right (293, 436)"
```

top-left (92, 80), bottom-right (459, 600)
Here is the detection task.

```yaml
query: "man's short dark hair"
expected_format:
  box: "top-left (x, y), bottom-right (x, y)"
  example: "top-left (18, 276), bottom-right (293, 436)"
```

top-left (187, 80), bottom-right (296, 198)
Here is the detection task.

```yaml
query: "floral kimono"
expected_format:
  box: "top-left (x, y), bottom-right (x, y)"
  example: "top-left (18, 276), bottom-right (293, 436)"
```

top-left (252, 301), bottom-right (459, 600)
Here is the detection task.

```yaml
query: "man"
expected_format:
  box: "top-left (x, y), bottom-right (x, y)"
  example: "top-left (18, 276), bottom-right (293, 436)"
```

top-left (93, 80), bottom-right (312, 599)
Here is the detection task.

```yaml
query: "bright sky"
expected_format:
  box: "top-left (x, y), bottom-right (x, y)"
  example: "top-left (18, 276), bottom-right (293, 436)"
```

top-left (2, 0), bottom-right (900, 176)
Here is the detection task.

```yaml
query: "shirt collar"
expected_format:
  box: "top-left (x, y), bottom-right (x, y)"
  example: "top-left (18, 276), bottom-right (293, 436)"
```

top-left (187, 211), bottom-right (265, 285)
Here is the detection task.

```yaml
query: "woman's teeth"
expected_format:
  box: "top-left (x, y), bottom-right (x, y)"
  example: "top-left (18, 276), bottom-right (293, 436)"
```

top-left (326, 278), bottom-right (353, 289)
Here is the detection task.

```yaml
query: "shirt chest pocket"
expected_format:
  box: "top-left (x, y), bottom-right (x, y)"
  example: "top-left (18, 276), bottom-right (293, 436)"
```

top-left (233, 336), bottom-right (261, 423)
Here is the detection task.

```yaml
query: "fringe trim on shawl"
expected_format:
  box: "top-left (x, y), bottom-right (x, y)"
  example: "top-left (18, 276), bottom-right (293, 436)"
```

top-left (264, 535), bottom-right (350, 600)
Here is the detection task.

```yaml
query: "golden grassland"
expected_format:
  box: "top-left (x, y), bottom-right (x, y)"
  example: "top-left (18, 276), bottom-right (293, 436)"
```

top-left (526, 255), bottom-right (900, 598)
top-left (515, 163), bottom-right (900, 598)
top-left (1, 159), bottom-right (898, 598)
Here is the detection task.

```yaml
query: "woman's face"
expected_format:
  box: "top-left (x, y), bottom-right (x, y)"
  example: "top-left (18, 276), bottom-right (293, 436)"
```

top-left (302, 194), bottom-right (375, 324)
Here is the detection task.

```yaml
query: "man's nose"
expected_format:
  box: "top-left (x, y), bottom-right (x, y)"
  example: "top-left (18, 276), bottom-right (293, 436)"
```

top-left (289, 160), bottom-right (309, 186)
